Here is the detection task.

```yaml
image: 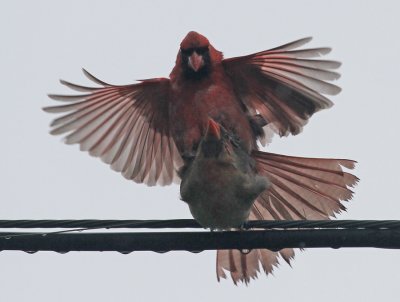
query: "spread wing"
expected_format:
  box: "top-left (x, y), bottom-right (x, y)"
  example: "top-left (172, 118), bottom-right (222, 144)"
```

top-left (43, 69), bottom-right (183, 186)
top-left (223, 37), bottom-right (341, 140)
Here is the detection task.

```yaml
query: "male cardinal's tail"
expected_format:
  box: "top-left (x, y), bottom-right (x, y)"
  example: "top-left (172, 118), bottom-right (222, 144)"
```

top-left (216, 151), bottom-right (358, 284)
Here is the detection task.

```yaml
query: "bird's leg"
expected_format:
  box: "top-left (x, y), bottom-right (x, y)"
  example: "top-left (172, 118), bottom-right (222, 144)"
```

top-left (238, 221), bottom-right (253, 254)
top-left (240, 221), bottom-right (250, 230)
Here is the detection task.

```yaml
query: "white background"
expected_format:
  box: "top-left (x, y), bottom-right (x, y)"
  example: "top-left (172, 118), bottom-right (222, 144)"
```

top-left (1, 1), bottom-right (399, 301)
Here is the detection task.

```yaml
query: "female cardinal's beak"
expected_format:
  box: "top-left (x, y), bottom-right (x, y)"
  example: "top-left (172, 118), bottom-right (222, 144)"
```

top-left (188, 52), bottom-right (204, 72)
top-left (206, 118), bottom-right (221, 140)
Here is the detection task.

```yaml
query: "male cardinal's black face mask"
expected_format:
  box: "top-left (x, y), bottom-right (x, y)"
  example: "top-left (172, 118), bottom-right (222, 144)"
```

top-left (180, 47), bottom-right (211, 79)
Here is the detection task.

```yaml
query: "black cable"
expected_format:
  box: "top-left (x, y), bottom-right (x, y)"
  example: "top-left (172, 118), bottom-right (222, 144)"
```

top-left (1, 219), bottom-right (400, 230)
top-left (1, 229), bottom-right (400, 253)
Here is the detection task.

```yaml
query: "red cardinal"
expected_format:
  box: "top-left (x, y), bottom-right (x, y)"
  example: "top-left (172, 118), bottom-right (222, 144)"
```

top-left (44, 31), bottom-right (357, 284)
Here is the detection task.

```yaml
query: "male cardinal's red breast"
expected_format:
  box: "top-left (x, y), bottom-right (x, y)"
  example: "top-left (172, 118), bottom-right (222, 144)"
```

top-left (44, 31), bottom-right (357, 284)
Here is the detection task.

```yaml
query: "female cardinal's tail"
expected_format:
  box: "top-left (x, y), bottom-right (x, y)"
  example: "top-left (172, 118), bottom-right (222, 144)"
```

top-left (216, 151), bottom-right (358, 284)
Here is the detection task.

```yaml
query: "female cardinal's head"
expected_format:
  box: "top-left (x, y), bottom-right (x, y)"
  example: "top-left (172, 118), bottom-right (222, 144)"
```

top-left (176, 31), bottom-right (223, 80)
top-left (199, 118), bottom-right (238, 160)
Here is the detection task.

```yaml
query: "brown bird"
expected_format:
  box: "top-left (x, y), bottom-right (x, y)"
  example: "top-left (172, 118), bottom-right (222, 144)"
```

top-left (43, 31), bottom-right (357, 284)
top-left (180, 118), bottom-right (269, 229)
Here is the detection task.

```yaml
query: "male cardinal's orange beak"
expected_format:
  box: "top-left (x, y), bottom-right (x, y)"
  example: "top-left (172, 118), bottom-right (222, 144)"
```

top-left (188, 52), bottom-right (204, 72)
top-left (206, 118), bottom-right (221, 140)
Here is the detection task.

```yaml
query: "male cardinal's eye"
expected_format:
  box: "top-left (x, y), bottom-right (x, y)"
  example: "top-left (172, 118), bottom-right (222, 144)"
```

top-left (180, 48), bottom-right (194, 56)
top-left (195, 47), bottom-right (208, 55)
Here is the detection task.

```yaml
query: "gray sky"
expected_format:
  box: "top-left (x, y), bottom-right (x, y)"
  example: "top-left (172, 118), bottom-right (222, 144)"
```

top-left (1, 1), bottom-right (399, 301)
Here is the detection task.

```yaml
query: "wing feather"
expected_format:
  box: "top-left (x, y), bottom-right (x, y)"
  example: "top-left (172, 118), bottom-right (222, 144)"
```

top-left (223, 37), bottom-right (341, 140)
top-left (44, 70), bottom-right (183, 186)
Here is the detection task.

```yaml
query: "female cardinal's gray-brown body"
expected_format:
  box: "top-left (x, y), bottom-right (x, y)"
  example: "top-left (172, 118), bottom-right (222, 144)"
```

top-left (180, 119), bottom-right (269, 229)
top-left (44, 31), bottom-right (357, 284)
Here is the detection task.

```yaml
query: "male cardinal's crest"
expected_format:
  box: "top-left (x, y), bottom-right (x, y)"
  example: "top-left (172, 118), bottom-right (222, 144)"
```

top-left (44, 31), bottom-right (357, 284)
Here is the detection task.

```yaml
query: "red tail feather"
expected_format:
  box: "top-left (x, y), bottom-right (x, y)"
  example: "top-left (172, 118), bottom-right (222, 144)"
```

top-left (216, 151), bottom-right (358, 284)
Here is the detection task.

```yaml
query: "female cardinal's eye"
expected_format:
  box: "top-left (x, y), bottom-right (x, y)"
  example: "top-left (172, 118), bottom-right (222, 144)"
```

top-left (181, 48), bottom-right (193, 56)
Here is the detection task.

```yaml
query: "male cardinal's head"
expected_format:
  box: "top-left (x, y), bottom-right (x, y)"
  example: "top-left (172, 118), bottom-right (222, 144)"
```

top-left (177, 31), bottom-right (223, 79)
